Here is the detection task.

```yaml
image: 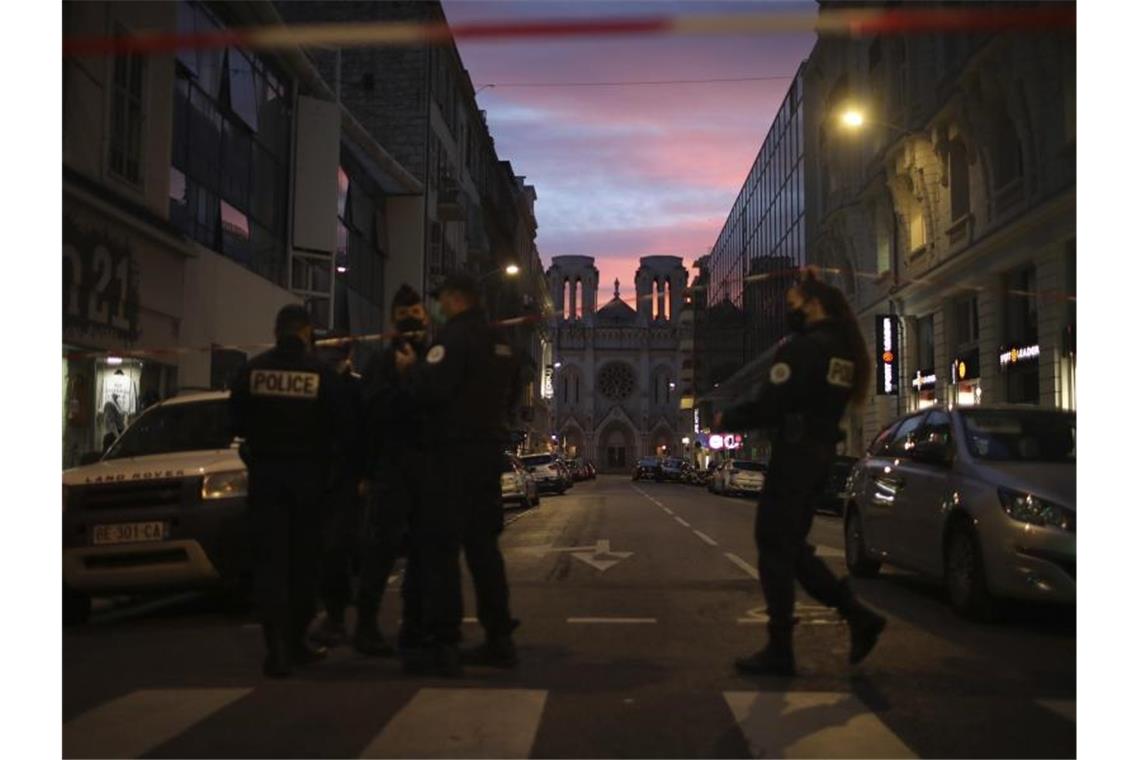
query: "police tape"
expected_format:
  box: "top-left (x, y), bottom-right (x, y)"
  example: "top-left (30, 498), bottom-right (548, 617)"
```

top-left (62, 6), bottom-right (1074, 57)
top-left (64, 311), bottom-right (545, 362)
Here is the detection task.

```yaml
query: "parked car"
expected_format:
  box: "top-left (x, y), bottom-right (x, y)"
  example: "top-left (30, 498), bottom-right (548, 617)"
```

top-left (566, 459), bottom-right (589, 482)
top-left (632, 457), bottom-right (662, 481)
top-left (659, 457), bottom-right (687, 483)
top-left (554, 457), bottom-right (574, 489)
top-left (522, 453), bottom-right (569, 494)
top-left (817, 456), bottom-right (858, 514)
top-left (583, 461), bottom-right (597, 480)
top-left (62, 391), bottom-right (251, 625)
top-left (501, 452), bottom-right (539, 508)
top-left (843, 405), bottom-right (1075, 618)
top-left (711, 459), bottom-right (767, 496)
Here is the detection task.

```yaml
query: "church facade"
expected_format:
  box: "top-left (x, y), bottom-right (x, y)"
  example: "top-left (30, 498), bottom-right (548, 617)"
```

top-left (546, 255), bottom-right (689, 472)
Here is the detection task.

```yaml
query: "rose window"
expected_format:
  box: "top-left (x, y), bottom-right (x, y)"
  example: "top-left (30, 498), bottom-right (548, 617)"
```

top-left (597, 363), bottom-right (636, 401)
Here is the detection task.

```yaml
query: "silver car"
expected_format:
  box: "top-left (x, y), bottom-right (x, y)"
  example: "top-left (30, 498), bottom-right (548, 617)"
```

top-left (843, 405), bottom-right (1075, 618)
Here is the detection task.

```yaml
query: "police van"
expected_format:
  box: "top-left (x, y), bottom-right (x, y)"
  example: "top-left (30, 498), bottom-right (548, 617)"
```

top-left (62, 391), bottom-right (252, 624)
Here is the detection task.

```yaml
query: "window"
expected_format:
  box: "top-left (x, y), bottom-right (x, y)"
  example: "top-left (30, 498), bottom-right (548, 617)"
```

top-left (949, 140), bottom-right (971, 222)
top-left (169, 1), bottom-right (290, 285)
top-left (954, 296), bottom-right (979, 347)
top-left (917, 410), bottom-right (952, 447)
top-left (917, 315), bottom-right (935, 371)
top-left (875, 200), bottom-right (892, 274)
top-left (884, 413), bottom-right (928, 456)
top-left (868, 420), bottom-right (901, 455)
top-left (1005, 266), bottom-right (1038, 345)
top-left (991, 110), bottom-right (1023, 190)
top-left (908, 208), bottom-right (926, 253)
top-left (109, 36), bottom-right (145, 185)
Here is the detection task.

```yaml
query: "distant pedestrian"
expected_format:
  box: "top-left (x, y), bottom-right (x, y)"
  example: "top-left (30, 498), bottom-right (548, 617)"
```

top-left (714, 270), bottom-right (886, 676)
top-left (229, 305), bottom-right (349, 678)
top-left (395, 272), bottom-right (523, 676)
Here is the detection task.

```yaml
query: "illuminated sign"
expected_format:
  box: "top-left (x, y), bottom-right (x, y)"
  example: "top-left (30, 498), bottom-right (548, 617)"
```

top-left (709, 434), bottom-right (724, 450)
top-left (875, 315), bottom-right (900, 396)
top-left (949, 349), bottom-right (980, 383)
top-left (724, 434), bottom-right (742, 450)
top-left (999, 343), bottom-right (1041, 368)
top-left (693, 408), bottom-right (701, 434)
top-left (911, 370), bottom-right (936, 391)
top-left (541, 366), bottom-right (554, 399)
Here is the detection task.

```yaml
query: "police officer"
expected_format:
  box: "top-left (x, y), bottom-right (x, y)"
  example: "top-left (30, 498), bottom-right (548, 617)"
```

top-left (394, 272), bottom-right (522, 676)
top-left (311, 332), bottom-right (366, 647)
top-left (714, 271), bottom-right (886, 677)
top-left (353, 285), bottom-right (432, 657)
top-left (229, 305), bottom-right (348, 678)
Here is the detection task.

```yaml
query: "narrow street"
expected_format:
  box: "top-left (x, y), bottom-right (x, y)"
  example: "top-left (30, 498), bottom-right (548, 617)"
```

top-left (63, 476), bottom-right (1075, 759)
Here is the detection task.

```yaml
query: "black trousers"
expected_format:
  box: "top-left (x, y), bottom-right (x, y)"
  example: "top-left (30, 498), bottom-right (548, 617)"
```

top-left (417, 441), bottom-right (513, 645)
top-left (356, 455), bottom-right (423, 637)
top-left (754, 448), bottom-right (850, 631)
top-left (248, 460), bottom-right (324, 637)
top-left (319, 478), bottom-right (360, 622)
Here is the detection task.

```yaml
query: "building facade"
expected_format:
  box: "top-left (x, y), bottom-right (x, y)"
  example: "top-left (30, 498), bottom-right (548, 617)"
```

top-left (805, 12), bottom-right (1076, 451)
top-left (62, 0), bottom-right (423, 466)
top-left (547, 256), bottom-right (689, 471)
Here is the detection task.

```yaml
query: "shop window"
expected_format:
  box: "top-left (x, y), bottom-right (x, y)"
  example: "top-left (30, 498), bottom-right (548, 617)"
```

top-left (109, 31), bottom-right (145, 186)
top-left (954, 296), bottom-right (979, 346)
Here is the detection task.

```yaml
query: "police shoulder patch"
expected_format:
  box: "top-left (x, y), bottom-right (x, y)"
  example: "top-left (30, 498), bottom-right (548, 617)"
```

top-left (426, 345), bottom-right (446, 364)
top-left (827, 357), bottom-right (855, 388)
top-left (769, 362), bottom-right (792, 385)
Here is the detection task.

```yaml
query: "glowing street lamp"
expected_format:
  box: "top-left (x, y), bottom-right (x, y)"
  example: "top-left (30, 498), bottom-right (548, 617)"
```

top-left (505, 264), bottom-right (520, 276)
top-left (840, 109), bottom-right (865, 129)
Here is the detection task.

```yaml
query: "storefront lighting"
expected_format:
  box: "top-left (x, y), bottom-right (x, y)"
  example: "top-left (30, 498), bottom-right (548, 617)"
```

top-left (999, 343), bottom-right (1040, 368)
top-left (106, 357), bottom-right (123, 366)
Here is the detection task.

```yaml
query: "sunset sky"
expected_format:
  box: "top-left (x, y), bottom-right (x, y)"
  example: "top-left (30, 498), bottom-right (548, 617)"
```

top-left (444, 0), bottom-right (817, 303)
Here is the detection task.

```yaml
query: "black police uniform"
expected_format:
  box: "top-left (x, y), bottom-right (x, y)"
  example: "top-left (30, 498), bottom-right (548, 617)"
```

top-left (317, 363), bottom-right (366, 635)
top-left (229, 334), bottom-right (347, 675)
top-left (404, 306), bottom-right (521, 668)
top-left (354, 333), bottom-right (432, 654)
top-left (720, 318), bottom-right (885, 673)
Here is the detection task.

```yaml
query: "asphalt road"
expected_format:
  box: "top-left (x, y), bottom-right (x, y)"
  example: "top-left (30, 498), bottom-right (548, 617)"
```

top-left (63, 475), bottom-right (1076, 758)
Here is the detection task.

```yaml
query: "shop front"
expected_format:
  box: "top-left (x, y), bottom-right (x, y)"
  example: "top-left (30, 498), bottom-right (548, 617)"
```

top-left (1000, 341), bottom-right (1041, 405)
top-left (911, 370), bottom-right (938, 410)
top-left (62, 191), bottom-right (188, 468)
top-left (948, 349), bottom-right (982, 408)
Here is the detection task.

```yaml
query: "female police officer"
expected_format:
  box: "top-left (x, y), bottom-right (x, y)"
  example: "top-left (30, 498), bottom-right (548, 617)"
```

top-left (714, 270), bottom-right (886, 677)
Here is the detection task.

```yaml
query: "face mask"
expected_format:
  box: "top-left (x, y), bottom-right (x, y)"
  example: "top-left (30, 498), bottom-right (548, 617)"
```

top-left (395, 316), bottom-right (428, 347)
top-left (786, 307), bottom-right (807, 333)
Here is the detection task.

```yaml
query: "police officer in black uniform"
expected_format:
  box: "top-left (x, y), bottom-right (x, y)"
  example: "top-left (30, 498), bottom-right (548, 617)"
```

top-left (714, 271), bottom-right (887, 677)
top-left (229, 305), bottom-right (348, 678)
top-left (353, 285), bottom-right (433, 657)
top-left (394, 272), bottom-right (522, 676)
top-left (311, 332), bottom-right (366, 647)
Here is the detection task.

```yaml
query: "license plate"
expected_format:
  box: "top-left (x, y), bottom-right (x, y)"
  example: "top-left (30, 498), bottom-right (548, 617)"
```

top-left (92, 521), bottom-right (168, 546)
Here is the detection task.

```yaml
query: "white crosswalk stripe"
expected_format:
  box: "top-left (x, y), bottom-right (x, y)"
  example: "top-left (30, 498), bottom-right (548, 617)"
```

top-left (358, 688), bottom-right (548, 758)
top-left (723, 690), bottom-right (917, 759)
top-left (63, 687), bottom-right (252, 759)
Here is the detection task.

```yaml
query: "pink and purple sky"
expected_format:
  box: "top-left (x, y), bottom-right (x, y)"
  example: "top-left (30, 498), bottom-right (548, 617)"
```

top-left (444, 0), bottom-right (816, 299)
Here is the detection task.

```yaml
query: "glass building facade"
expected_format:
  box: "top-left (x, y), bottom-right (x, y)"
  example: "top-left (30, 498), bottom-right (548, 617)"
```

top-left (707, 69), bottom-right (807, 364)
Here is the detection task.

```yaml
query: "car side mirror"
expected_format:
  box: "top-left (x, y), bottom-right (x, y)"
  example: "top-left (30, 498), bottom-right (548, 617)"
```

top-left (911, 439), bottom-right (952, 466)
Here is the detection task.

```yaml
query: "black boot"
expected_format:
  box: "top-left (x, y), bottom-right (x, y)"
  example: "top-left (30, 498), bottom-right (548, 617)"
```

top-left (735, 621), bottom-right (795, 677)
top-left (262, 625), bottom-right (292, 679)
top-left (838, 579), bottom-right (887, 665)
top-left (354, 608), bottom-right (396, 657)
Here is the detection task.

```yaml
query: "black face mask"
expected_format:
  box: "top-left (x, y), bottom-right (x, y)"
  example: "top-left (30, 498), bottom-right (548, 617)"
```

top-left (395, 317), bottom-right (428, 348)
top-left (786, 307), bottom-right (807, 333)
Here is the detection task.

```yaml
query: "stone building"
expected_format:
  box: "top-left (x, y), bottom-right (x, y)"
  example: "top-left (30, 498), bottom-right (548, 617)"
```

top-left (805, 10), bottom-right (1076, 451)
top-left (547, 256), bottom-right (688, 472)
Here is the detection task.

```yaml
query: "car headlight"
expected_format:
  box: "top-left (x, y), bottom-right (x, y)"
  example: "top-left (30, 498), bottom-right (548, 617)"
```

top-left (202, 470), bottom-right (248, 500)
top-left (998, 488), bottom-right (1075, 532)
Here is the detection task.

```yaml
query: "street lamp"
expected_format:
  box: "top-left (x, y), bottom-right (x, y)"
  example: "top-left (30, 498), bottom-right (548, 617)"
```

top-left (840, 109), bottom-right (865, 129)
top-left (553, 361), bottom-right (563, 369)
top-left (837, 106), bottom-right (907, 136)
top-left (505, 264), bottom-right (520, 276)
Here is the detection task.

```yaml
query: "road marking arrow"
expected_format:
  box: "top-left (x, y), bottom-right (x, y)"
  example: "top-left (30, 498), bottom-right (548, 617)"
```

top-left (522, 539), bottom-right (633, 572)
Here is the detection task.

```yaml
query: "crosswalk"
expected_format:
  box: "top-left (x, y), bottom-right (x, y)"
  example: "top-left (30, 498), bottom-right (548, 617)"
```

top-left (63, 683), bottom-right (1076, 759)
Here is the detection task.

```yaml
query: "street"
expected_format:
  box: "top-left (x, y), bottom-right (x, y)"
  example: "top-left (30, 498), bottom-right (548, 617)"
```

top-left (63, 475), bottom-right (1076, 759)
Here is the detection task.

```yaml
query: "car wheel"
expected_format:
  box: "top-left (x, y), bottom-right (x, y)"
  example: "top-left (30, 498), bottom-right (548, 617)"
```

top-left (63, 584), bottom-right (91, 626)
top-left (844, 507), bottom-right (882, 578)
top-left (944, 525), bottom-right (996, 620)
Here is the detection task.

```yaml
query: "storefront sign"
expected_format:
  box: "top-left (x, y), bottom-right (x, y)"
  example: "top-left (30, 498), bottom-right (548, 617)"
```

top-left (999, 343), bottom-right (1041, 368)
top-left (949, 349), bottom-right (980, 383)
top-left (911, 370), bottom-right (936, 391)
top-left (63, 215), bottom-right (141, 341)
top-left (541, 366), bottom-right (554, 399)
top-left (693, 408), bottom-right (701, 434)
top-left (875, 315), bottom-right (900, 396)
